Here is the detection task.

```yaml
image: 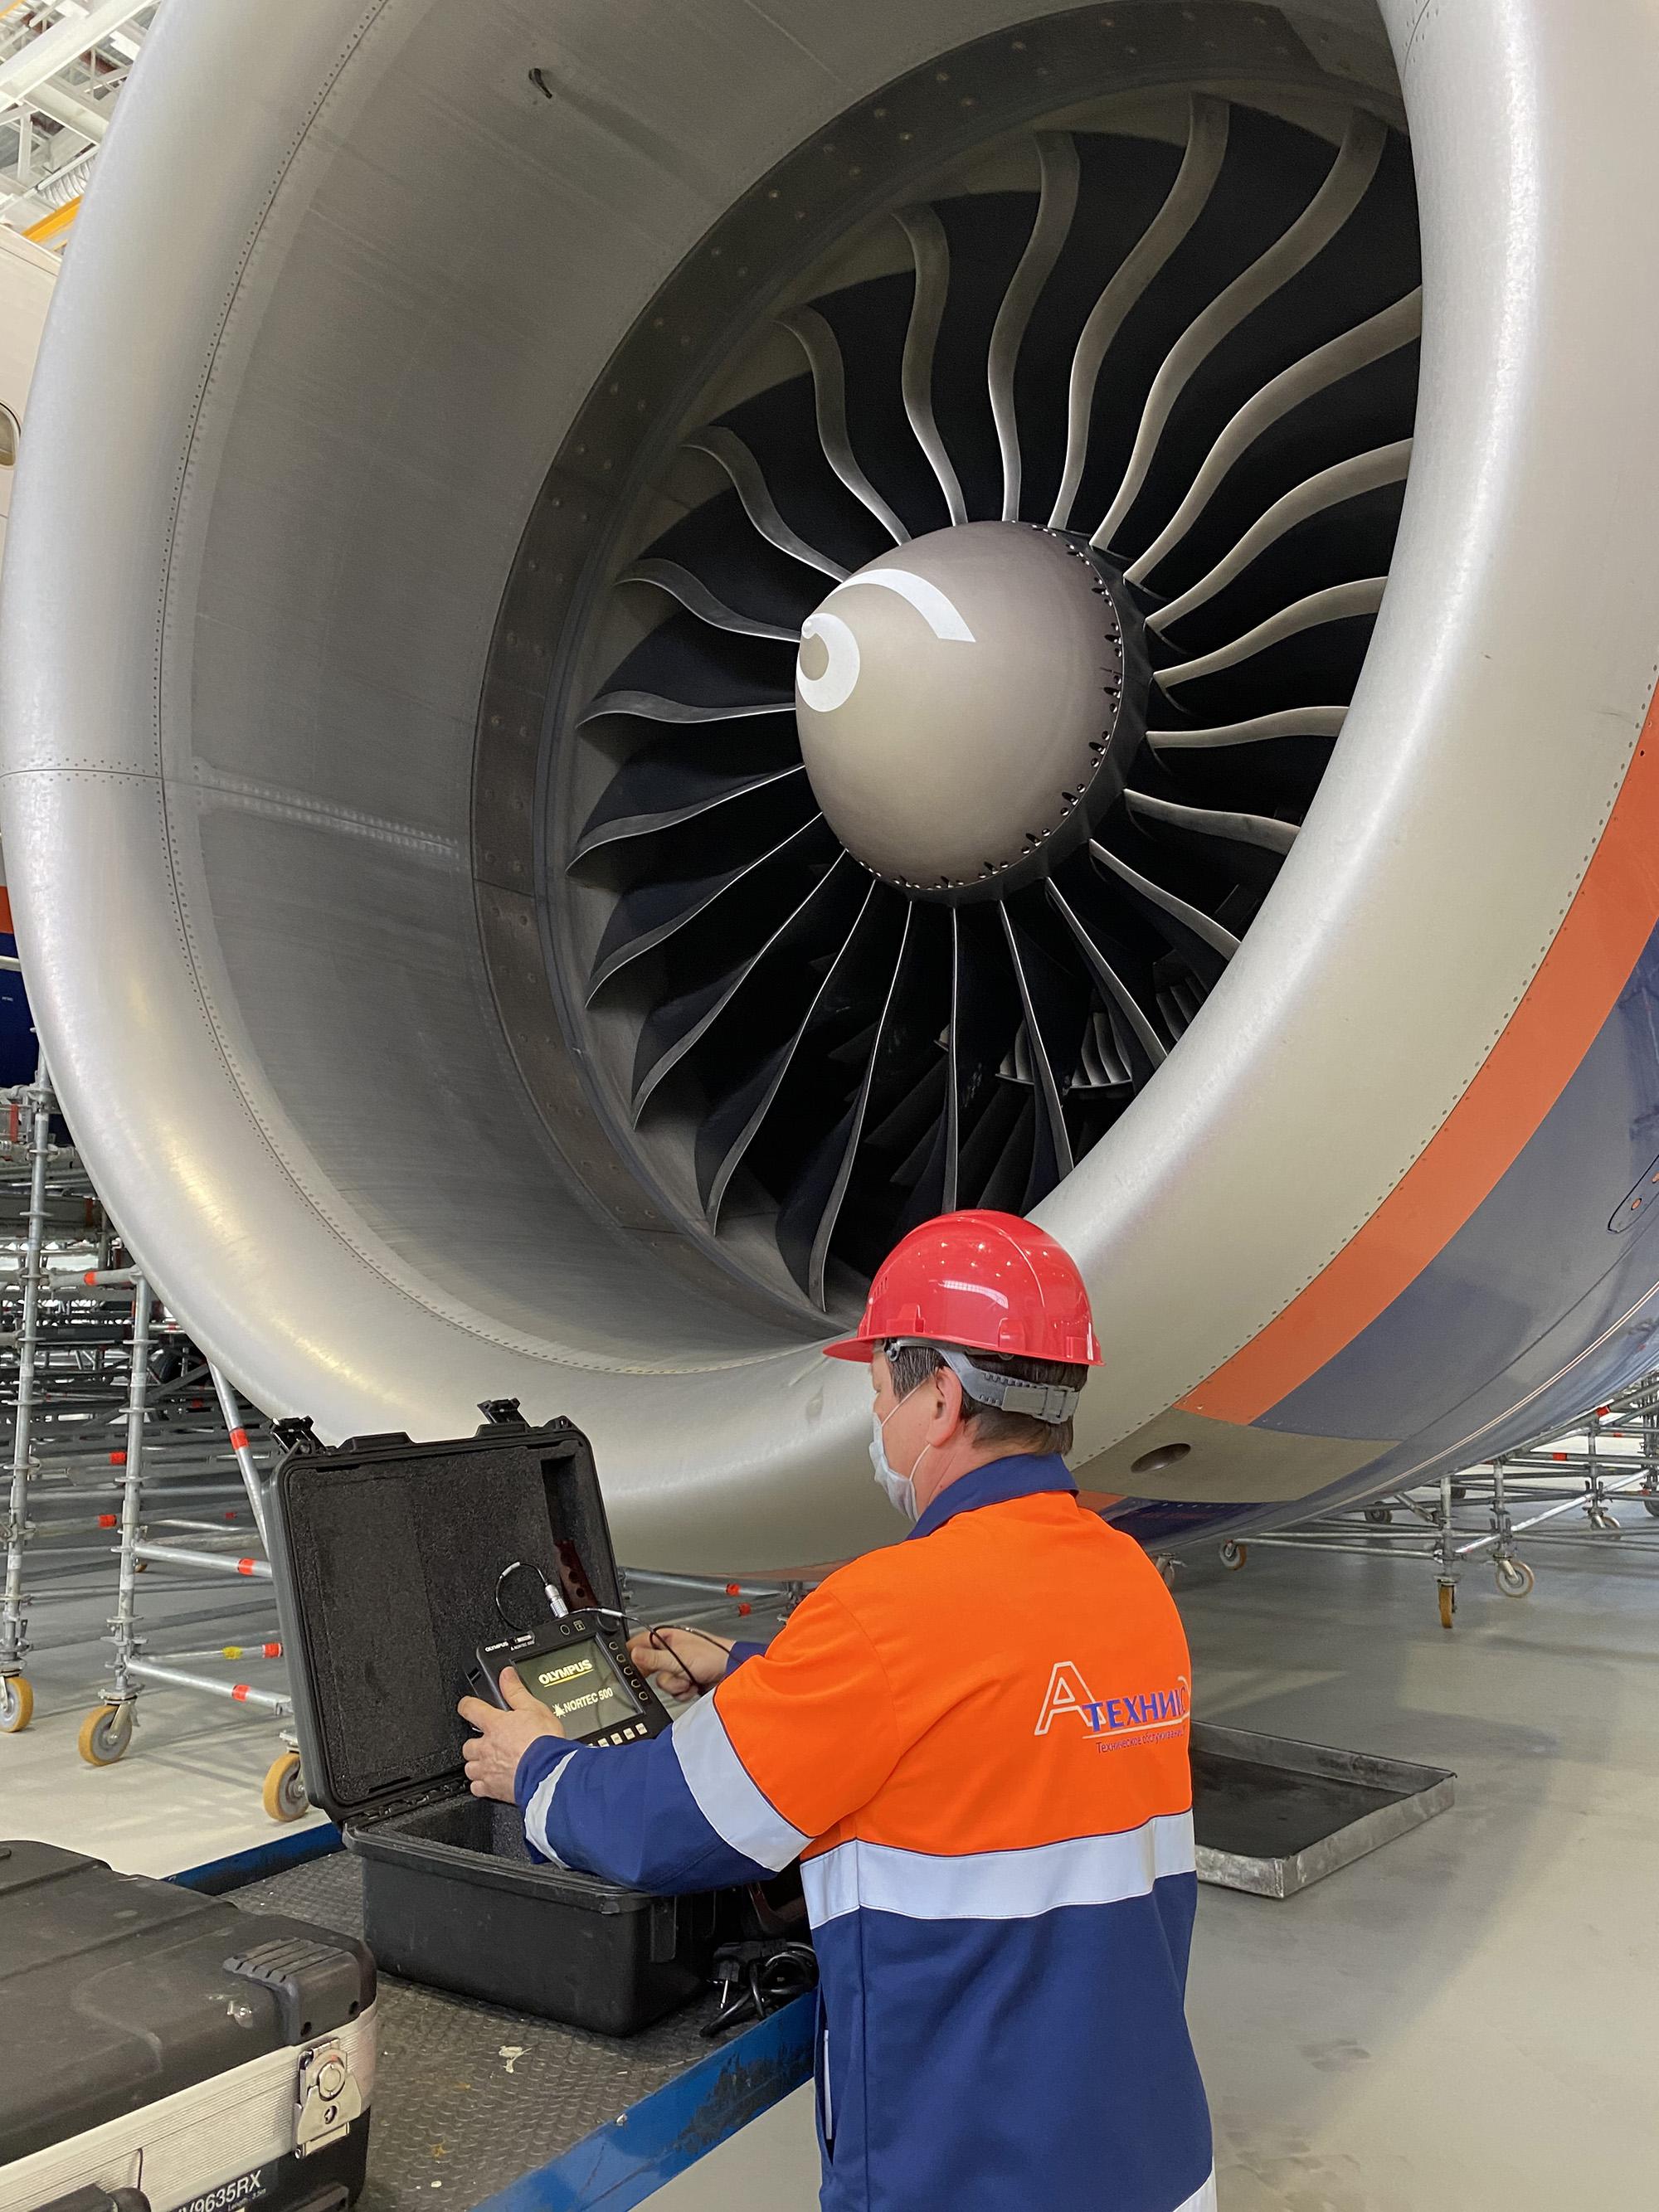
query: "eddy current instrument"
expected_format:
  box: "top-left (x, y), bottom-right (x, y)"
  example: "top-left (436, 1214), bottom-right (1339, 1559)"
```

top-left (466, 1552), bottom-right (671, 1747)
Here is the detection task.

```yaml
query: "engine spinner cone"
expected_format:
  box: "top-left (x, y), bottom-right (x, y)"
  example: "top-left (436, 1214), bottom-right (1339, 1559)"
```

top-left (793, 522), bottom-right (1144, 902)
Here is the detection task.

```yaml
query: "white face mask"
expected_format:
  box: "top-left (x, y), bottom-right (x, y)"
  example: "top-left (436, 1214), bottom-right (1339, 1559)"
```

top-left (869, 1385), bottom-right (929, 1524)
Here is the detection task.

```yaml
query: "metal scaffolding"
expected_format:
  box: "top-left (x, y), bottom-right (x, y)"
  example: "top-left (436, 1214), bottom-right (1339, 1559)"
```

top-left (0, 1062), bottom-right (305, 1818)
top-left (1201, 1377), bottom-right (1659, 1626)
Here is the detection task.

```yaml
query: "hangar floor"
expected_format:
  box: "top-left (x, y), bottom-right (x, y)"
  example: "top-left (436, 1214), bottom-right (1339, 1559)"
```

top-left (3, 1529), bottom-right (1652, 2209)
top-left (0, 1563), bottom-right (326, 1870)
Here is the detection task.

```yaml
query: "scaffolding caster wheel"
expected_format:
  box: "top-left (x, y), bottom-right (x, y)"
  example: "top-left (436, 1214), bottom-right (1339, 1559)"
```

top-left (1437, 1582), bottom-right (1457, 1631)
top-left (1643, 1492), bottom-right (1659, 1520)
top-left (79, 1701), bottom-right (135, 1766)
top-left (263, 1751), bottom-right (309, 1824)
top-left (1496, 1557), bottom-right (1535, 1598)
top-left (1365, 1505), bottom-right (1393, 1525)
top-left (1219, 1541), bottom-right (1247, 1572)
top-left (0, 1676), bottom-right (32, 1733)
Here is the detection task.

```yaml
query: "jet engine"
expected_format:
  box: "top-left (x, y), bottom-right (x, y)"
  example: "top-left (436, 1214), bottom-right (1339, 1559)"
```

top-left (5, 0), bottom-right (1659, 1568)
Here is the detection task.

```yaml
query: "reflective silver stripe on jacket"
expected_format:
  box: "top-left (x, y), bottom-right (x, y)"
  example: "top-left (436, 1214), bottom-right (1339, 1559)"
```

top-left (800, 1809), bottom-right (1195, 1926)
top-left (672, 1689), bottom-right (811, 1871)
top-left (522, 1745), bottom-right (581, 1866)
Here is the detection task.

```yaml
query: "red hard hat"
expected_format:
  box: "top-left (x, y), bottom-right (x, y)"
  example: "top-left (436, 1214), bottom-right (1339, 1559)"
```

top-left (825, 1211), bottom-right (1102, 1366)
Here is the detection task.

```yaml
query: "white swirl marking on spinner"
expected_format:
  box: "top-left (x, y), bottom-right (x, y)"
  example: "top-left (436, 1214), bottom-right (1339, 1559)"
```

top-left (795, 609), bottom-right (862, 712)
top-left (847, 566), bottom-right (977, 642)
top-left (795, 566), bottom-right (976, 714)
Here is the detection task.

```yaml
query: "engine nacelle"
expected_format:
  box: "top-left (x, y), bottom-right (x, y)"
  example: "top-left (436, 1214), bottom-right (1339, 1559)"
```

top-left (5, 0), bottom-right (1659, 1568)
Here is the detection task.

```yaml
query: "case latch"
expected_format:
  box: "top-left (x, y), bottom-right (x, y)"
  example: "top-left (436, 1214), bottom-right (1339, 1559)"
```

top-left (294, 2033), bottom-right (364, 2157)
top-left (478, 1397), bottom-right (528, 1427)
top-left (270, 1414), bottom-right (319, 1455)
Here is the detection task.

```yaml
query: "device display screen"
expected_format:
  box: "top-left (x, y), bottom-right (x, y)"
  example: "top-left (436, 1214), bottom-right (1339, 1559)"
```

top-left (523, 1638), bottom-right (641, 1737)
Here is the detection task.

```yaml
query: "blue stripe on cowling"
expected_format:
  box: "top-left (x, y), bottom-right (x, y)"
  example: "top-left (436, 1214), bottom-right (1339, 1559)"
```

top-left (811, 1879), bottom-right (1209, 2212)
top-left (513, 1726), bottom-right (775, 1893)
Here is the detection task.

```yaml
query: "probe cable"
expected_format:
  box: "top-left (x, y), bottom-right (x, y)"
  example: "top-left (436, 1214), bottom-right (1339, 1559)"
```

top-left (643, 1621), bottom-right (738, 1698)
top-left (495, 1561), bottom-right (739, 1699)
top-left (703, 1939), bottom-right (819, 2039)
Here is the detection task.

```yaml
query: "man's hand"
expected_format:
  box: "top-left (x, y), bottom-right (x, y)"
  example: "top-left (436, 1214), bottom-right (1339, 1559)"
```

top-left (627, 1626), bottom-right (734, 1702)
top-left (458, 1667), bottom-right (566, 1804)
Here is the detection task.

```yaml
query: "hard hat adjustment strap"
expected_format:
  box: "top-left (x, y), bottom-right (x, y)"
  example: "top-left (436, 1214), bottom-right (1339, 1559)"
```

top-left (892, 1341), bottom-right (1081, 1425)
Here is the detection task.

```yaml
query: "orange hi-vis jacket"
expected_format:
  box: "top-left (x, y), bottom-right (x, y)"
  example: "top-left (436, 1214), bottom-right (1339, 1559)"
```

top-left (517, 1453), bottom-right (1214, 2212)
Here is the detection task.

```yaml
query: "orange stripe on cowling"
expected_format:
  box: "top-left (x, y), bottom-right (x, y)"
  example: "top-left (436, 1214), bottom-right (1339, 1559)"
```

top-left (0, 887), bottom-right (12, 936)
top-left (1181, 706), bottom-right (1659, 1426)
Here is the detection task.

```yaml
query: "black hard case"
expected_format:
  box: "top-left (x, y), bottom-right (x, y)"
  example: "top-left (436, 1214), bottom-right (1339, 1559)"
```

top-left (265, 1413), bottom-right (720, 2037)
top-left (0, 1840), bottom-right (372, 2195)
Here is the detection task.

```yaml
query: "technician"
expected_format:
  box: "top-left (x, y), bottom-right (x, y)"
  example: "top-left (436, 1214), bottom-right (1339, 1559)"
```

top-left (460, 1209), bottom-right (1214, 2212)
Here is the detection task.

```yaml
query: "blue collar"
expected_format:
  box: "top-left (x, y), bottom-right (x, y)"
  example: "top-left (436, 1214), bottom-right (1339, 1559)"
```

top-left (907, 1452), bottom-right (1077, 1542)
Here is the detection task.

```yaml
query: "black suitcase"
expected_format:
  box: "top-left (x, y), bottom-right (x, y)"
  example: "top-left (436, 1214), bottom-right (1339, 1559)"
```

top-left (265, 1407), bottom-right (723, 2036)
top-left (0, 1840), bottom-right (374, 2212)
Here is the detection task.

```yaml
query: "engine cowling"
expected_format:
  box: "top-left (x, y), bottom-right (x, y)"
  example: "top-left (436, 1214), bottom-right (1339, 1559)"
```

top-left (5, 0), bottom-right (1659, 1568)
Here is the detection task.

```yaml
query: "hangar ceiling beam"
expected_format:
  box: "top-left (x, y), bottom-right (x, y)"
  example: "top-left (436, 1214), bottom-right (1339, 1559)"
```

top-left (0, 0), bottom-right (152, 107)
top-left (15, 80), bottom-right (108, 143)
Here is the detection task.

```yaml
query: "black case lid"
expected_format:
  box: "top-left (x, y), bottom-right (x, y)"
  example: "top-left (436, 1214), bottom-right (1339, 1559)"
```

top-left (266, 1412), bottom-right (623, 1828)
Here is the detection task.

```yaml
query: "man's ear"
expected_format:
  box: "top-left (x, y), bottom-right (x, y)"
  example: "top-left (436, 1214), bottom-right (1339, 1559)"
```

top-left (930, 1359), bottom-right (966, 1441)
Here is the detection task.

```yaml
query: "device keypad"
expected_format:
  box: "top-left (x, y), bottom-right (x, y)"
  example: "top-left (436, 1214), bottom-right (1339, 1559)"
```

top-left (595, 1722), bottom-right (650, 1746)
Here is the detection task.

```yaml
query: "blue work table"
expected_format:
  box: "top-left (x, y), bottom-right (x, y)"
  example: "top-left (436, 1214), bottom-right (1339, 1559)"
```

top-left (172, 1828), bottom-right (813, 2212)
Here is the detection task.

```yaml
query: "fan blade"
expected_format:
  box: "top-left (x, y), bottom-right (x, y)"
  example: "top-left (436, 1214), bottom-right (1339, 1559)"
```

top-left (620, 557), bottom-right (803, 640)
top-left (1044, 881), bottom-right (1170, 1067)
top-left (776, 903), bottom-right (926, 1305)
top-left (894, 204), bottom-right (969, 525)
top-left (1158, 974), bottom-right (1212, 1041)
top-left (586, 814), bottom-right (825, 1000)
top-left (1049, 95), bottom-right (1230, 531)
top-left (699, 881), bottom-right (888, 1224)
top-left (1092, 110), bottom-right (1388, 552)
top-left (1000, 905), bottom-right (1076, 1203)
top-left (990, 132), bottom-right (1081, 523)
top-left (1148, 440), bottom-right (1411, 633)
top-left (971, 1091), bottom-right (1037, 1214)
top-left (1148, 705), bottom-right (1346, 751)
top-left (1078, 1007), bottom-right (1134, 1091)
top-left (1089, 838), bottom-right (1241, 961)
top-left (572, 757), bottom-right (805, 863)
top-left (941, 912), bottom-right (964, 1215)
top-left (632, 853), bottom-right (856, 1116)
top-left (898, 912), bottom-right (966, 1225)
top-left (578, 690), bottom-right (792, 727)
top-left (1126, 286), bottom-right (1422, 583)
top-left (902, 904), bottom-right (1028, 1228)
top-left (1155, 576), bottom-right (1387, 693)
top-left (778, 306), bottom-right (909, 546)
top-left (1125, 789), bottom-right (1299, 856)
top-left (684, 425), bottom-right (849, 581)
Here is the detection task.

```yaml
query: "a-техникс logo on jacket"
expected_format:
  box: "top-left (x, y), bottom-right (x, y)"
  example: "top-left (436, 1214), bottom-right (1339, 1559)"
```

top-left (1035, 1662), bottom-right (1191, 1748)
